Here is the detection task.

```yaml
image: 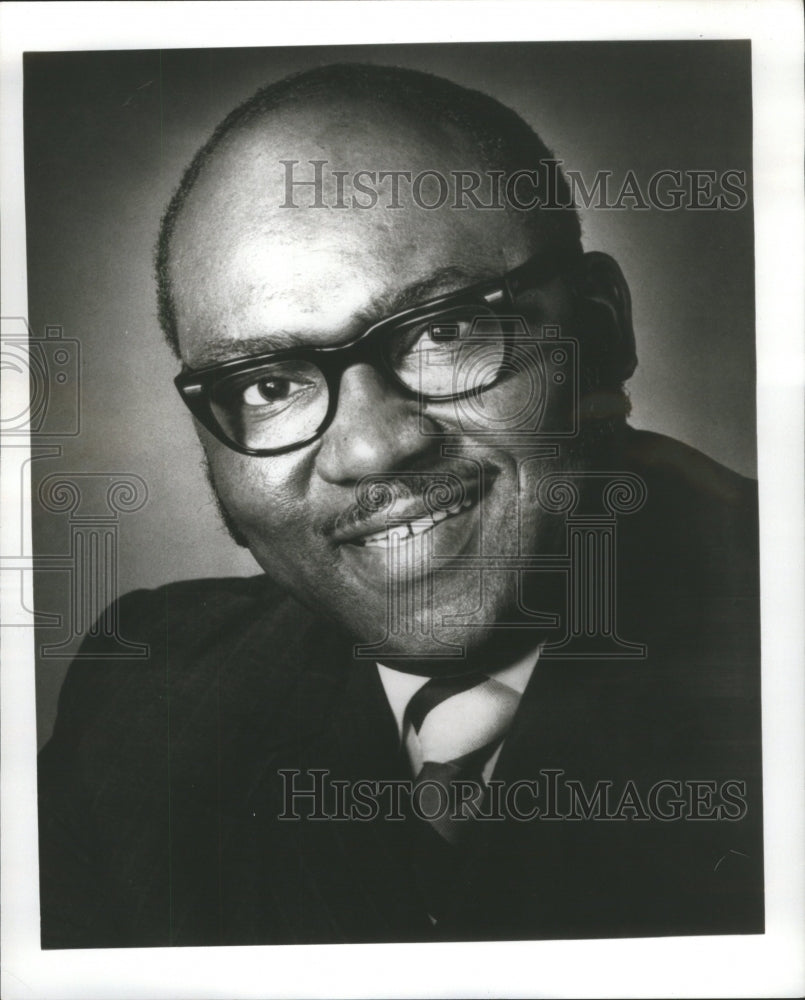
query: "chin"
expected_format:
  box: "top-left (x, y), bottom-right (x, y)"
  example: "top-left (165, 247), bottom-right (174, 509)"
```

top-left (318, 582), bottom-right (551, 676)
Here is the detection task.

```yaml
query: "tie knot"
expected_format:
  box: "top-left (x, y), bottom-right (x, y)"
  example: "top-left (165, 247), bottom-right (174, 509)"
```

top-left (403, 671), bottom-right (522, 772)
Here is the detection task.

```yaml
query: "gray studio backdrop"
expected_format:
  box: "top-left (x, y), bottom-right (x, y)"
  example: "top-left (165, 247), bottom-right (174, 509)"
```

top-left (25, 41), bottom-right (755, 745)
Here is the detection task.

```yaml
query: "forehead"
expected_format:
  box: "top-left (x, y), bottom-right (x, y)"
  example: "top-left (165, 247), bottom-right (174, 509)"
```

top-left (169, 103), bottom-right (537, 365)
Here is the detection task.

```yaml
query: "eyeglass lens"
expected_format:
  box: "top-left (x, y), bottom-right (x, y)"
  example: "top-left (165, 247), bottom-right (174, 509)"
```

top-left (209, 308), bottom-right (518, 452)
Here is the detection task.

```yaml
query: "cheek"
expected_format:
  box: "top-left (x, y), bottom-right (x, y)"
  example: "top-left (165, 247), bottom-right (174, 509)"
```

top-left (203, 437), bottom-right (309, 535)
top-left (424, 365), bottom-right (547, 437)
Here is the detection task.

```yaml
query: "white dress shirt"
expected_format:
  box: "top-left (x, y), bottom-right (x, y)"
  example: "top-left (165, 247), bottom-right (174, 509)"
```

top-left (376, 647), bottom-right (540, 782)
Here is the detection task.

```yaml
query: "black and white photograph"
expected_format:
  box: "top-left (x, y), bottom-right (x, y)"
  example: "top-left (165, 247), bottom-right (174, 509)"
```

top-left (1, 3), bottom-right (803, 998)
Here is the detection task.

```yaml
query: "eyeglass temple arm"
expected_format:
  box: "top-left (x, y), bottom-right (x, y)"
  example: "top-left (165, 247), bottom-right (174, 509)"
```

top-left (501, 245), bottom-right (584, 301)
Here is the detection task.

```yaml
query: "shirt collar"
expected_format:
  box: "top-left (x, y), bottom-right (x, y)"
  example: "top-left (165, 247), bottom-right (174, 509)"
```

top-left (376, 645), bottom-right (541, 741)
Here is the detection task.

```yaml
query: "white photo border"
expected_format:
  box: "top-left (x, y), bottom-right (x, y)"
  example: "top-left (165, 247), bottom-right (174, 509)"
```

top-left (2, 2), bottom-right (803, 998)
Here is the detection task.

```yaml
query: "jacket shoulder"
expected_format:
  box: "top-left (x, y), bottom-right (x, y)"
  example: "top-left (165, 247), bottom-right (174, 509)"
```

top-left (38, 571), bottom-right (347, 947)
top-left (44, 574), bottom-right (311, 752)
top-left (620, 428), bottom-right (756, 510)
top-left (113, 573), bottom-right (284, 639)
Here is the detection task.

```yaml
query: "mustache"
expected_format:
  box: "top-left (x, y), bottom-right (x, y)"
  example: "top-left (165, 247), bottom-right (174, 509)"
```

top-left (202, 448), bottom-right (503, 547)
top-left (321, 462), bottom-right (501, 542)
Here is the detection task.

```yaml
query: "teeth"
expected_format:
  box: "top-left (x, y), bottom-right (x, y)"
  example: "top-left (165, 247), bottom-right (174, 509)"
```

top-left (359, 498), bottom-right (475, 548)
top-left (409, 518), bottom-right (433, 536)
top-left (362, 536), bottom-right (390, 550)
top-left (362, 523), bottom-right (433, 549)
top-left (362, 532), bottom-right (390, 547)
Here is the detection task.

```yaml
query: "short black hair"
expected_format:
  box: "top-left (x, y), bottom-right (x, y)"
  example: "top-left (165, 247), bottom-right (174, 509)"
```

top-left (154, 62), bottom-right (583, 357)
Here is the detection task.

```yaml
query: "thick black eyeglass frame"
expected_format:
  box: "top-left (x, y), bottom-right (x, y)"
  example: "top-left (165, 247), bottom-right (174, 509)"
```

top-left (174, 244), bottom-right (582, 456)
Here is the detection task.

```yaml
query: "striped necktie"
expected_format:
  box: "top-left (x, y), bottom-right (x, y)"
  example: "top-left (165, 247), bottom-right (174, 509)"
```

top-left (402, 671), bottom-right (523, 844)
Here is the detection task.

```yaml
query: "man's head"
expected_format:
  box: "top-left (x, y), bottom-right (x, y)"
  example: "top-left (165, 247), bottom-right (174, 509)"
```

top-left (157, 63), bottom-right (636, 670)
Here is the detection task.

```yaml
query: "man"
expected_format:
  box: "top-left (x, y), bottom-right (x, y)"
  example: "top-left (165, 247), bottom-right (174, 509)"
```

top-left (38, 63), bottom-right (762, 947)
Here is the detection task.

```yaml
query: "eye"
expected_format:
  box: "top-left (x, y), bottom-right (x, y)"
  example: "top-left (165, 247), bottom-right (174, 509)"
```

top-left (210, 359), bottom-right (329, 450)
top-left (242, 377), bottom-right (295, 407)
top-left (212, 359), bottom-right (327, 424)
top-left (392, 314), bottom-right (472, 365)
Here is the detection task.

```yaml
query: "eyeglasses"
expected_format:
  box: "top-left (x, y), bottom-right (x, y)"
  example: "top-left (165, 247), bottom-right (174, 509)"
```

top-left (174, 245), bottom-right (581, 456)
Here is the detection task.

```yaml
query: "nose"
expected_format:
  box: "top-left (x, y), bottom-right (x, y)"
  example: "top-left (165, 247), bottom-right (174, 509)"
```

top-left (314, 363), bottom-right (433, 484)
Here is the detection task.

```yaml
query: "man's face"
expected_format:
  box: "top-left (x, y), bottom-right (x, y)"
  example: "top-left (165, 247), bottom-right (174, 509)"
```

top-left (170, 103), bottom-right (578, 668)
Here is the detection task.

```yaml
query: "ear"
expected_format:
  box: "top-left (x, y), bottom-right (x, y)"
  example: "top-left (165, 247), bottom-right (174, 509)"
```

top-left (575, 251), bottom-right (637, 383)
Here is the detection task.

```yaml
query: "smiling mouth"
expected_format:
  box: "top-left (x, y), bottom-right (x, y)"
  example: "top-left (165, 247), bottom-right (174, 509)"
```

top-left (356, 497), bottom-right (474, 549)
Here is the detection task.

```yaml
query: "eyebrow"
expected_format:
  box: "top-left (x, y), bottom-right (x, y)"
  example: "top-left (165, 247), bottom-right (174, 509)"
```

top-left (187, 263), bottom-right (494, 369)
top-left (370, 265), bottom-right (487, 316)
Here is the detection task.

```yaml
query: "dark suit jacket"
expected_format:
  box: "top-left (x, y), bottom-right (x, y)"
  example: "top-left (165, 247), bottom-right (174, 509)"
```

top-left (38, 430), bottom-right (764, 947)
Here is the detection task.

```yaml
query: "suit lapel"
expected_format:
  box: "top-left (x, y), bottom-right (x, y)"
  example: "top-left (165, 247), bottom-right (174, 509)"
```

top-left (247, 646), bottom-right (432, 942)
top-left (307, 656), bottom-right (435, 940)
top-left (438, 654), bottom-right (646, 940)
